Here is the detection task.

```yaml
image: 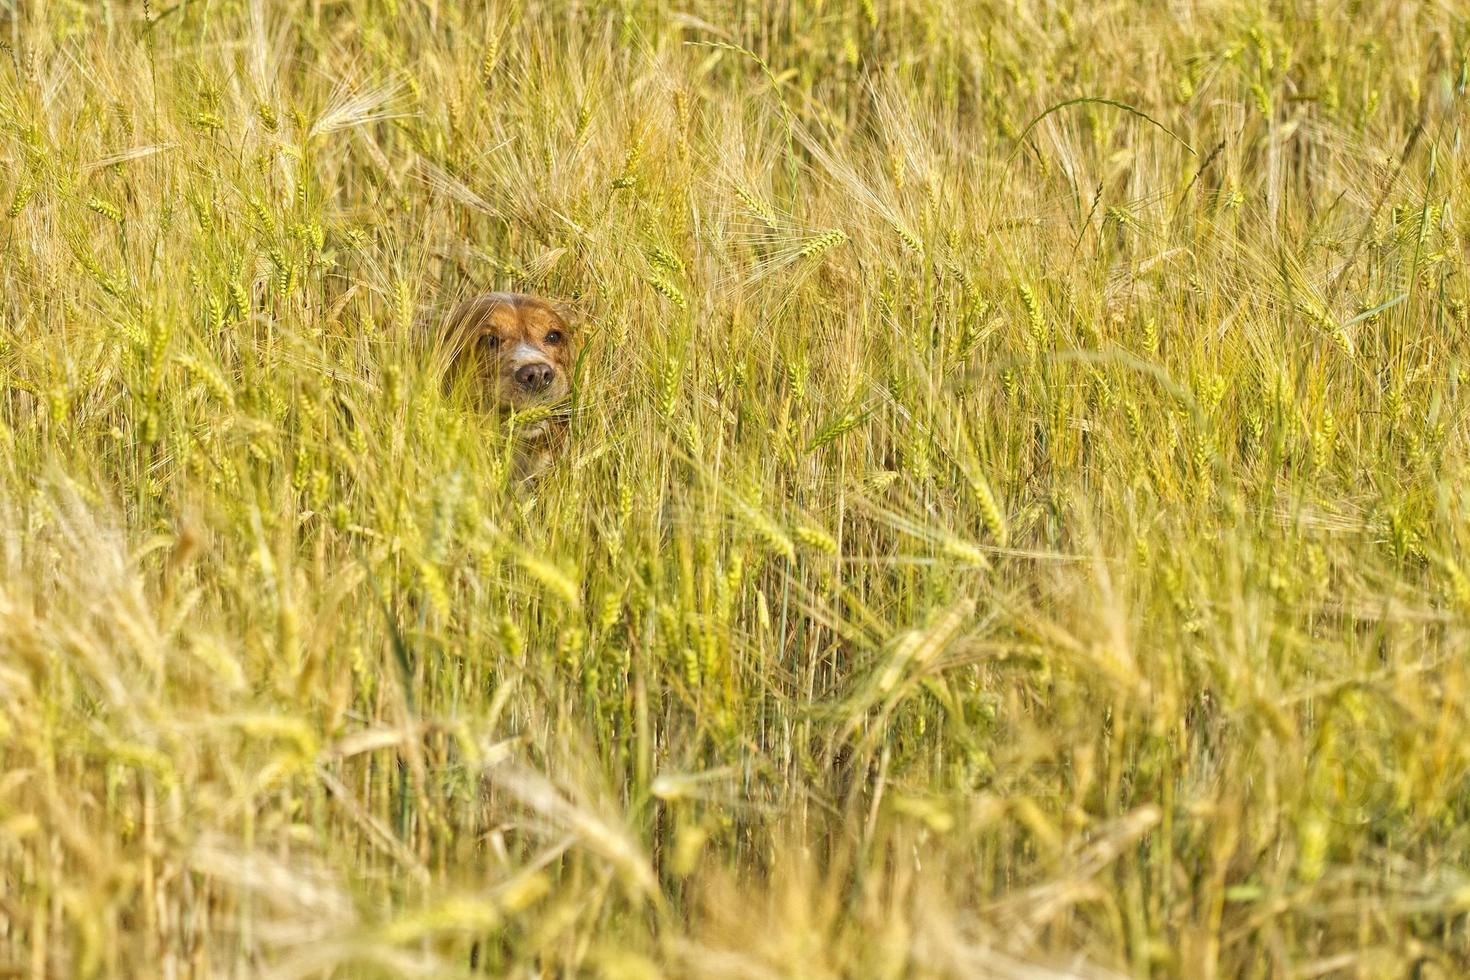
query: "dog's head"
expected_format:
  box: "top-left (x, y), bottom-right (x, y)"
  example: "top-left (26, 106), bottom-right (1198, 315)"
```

top-left (442, 292), bottom-right (575, 412)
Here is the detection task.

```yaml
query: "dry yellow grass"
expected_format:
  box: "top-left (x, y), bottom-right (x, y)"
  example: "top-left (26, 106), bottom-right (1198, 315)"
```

top-left (2, 1), bottom-right (1470, 976)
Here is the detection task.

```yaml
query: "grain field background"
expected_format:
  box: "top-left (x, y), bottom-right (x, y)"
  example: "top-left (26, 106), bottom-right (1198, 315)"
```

top-left (2, 0), bottom-right (1470, 976)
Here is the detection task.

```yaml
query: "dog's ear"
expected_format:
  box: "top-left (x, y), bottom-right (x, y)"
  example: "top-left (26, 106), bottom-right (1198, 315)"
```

top-left (432, 294), bottom-right (489, 387)
top-left (549, 298), bottom-right (584, 338)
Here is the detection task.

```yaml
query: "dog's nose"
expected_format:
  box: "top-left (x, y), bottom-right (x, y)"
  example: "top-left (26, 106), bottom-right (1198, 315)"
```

top-left (514, 363), bottom-right (554, 391)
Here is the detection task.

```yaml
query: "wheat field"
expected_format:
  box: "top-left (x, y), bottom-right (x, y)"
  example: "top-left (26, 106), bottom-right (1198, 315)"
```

top-left (2, 0), bottom-right (1469, 976)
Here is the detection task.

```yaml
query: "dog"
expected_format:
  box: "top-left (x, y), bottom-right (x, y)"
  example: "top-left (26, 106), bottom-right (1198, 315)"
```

top-left (439, 291), bottom-right (576, 479)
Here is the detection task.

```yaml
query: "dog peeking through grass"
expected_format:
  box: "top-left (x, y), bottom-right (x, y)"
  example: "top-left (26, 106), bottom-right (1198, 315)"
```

top-left (438, 291), bottom-right (577, 479)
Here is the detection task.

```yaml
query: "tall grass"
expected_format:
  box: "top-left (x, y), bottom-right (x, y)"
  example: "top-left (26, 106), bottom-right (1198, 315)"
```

top-left (2, 0), bottom-right (1469, 976)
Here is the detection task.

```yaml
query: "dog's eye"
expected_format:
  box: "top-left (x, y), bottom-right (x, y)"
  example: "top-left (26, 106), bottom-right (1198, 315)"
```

top-left (544, 330), bottom-right (563, 345)
top-left (481, 334), bottom-right (501, 351)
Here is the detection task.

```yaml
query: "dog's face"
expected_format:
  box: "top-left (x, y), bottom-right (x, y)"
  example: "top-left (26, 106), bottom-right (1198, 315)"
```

top-left (444, 292), bottom-right (575, 411)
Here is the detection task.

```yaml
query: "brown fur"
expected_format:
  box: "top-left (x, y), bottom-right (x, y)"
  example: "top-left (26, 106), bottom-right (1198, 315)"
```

top-left (439, 292), bottom-right (576, 478)
top-left (441, 292), bottom-right (575, 407)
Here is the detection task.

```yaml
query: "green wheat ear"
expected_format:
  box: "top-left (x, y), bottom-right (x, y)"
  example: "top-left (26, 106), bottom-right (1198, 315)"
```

top-left (808, 404), bottom-right (866, 452)
top-left (797, 229), bottom-right (847, 260)
top-left (793, 522), bottom-right (837, 554)
top-left (967, 472), bottom-right (1008, 547)
top-left (7, 174), bottom-right (36, 217)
